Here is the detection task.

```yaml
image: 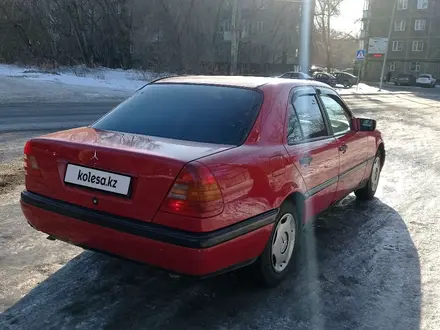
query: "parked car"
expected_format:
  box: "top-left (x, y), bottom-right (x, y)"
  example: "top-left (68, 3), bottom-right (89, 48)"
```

top-left (393, 74), bottom-right (416, 86)
top-left (334, 72), bottom-right (357, 88)
top-left (21, 76), bottom-right (385, 287)
top-left (343, 68), bottom-right (355, 75)
top-left (313, 72), bottom-right (337, 87)
top-left (416, 74), bottom-right (437, 88)
top-left (279, 71), bottom-right (312, 80)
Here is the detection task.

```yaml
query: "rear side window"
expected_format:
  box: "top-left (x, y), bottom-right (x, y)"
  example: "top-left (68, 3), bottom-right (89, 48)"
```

top-left (93, 84), bottom-right (262, 145)
top-left (292, 95), bottom-right (328, 140)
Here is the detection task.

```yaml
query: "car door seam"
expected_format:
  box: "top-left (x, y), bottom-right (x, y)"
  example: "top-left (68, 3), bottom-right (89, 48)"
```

top-left (304, 156), bottom-right (375, 198)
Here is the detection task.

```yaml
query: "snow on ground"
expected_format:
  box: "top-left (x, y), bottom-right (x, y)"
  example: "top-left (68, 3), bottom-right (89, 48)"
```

top-left (337, 83), bottom-right (413, 96)
top-left (0, 63), bottom-right (430, 102)
top-left (0, 64), bottom-right (164, 92)
top-left (0, 64), bottom-right (169, 102)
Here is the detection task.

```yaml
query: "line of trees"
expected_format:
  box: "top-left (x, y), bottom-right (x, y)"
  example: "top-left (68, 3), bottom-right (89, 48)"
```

top-left (0, 0), bottom-right (352, 73)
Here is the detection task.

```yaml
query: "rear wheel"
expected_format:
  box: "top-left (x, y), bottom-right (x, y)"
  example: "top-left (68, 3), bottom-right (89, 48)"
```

top-left (355, 152), bottom-right (382, 200)
top-left (343, 80), bottom-right (350, 88)
top-left (250, 202), bottom-right (300, 287)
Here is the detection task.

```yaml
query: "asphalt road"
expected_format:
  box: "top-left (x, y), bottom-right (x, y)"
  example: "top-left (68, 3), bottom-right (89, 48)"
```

top-left (1, 89), bottom-right (440, 329)
top-left (0, 101), bottom-right (122, 163)
top-left (0, 101), bottom-right (122, 132)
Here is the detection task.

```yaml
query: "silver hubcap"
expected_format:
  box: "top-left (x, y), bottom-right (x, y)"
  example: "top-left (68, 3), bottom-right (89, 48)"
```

top-left (371, 157), bottom-right (381, 192)
top-left (271, 213), bottom-right (296, 273)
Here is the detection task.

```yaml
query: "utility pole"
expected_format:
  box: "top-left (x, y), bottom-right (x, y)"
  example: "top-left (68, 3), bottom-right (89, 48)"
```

top-left (230, 0), bottom-right (240, 75)
top-left (299, 0), bottom-right (314, 74)
top-left (379, 0), bottom-right (397, 91)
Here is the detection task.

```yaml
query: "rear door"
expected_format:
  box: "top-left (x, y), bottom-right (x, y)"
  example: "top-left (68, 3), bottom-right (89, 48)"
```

top-left (316, 87), bottom-right (368, 201)
top-left (284, 87), bottom-right (340, 218)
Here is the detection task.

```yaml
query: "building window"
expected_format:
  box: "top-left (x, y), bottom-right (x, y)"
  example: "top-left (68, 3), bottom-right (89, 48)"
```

top-left (390, 62), bottom-right (396, 72)
top-left (412, 40), bottom-right (424, 51)
top-left (364, 0), bottom-right (370, 11)
top-left (415, 19), bottom-right (426, 31)
top-left (417, 0), bottom-right (428, 9)
top-left (395, 20), bottom-right (406, 31)
top-left (253, 22), bottom-right (264, 34)
top-left (392, 41), bottom-right (403, 51)
top-left (220, 20), bottom-right (231, 32)
top-left (397, 0), bottom-right (408, 10)
top-left (410, 62), bottom-right (421, 72)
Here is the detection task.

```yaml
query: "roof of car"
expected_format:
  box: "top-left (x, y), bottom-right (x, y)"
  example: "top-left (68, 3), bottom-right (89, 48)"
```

top-left (154, 75), bottom-right (328, 89)
top-left (336, 72), bottom-right (356, 77)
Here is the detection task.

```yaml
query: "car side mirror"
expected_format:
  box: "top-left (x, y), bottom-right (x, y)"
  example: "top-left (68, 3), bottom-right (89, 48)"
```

top-left (351, 118), bottom-right (376, 131)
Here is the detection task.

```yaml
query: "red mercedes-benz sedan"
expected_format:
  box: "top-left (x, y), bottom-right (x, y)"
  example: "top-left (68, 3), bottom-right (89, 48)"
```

top-left (21, 76), bottom-right (385, 286)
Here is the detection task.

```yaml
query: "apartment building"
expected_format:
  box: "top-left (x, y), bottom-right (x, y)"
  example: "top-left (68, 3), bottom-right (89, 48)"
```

top-left (214, 0), bottom-right (304, 75)
top-left (361, 0), bottom-right (440, 81)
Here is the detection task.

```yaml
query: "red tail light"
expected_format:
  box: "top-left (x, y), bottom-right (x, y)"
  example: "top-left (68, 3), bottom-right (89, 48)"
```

top-left (160, 162), bottom-right (224, 218)
top-left (24, 141), bottom-right (40, 174)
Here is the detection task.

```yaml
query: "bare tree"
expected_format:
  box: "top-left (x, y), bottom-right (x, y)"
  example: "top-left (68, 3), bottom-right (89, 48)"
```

top-left (314, 0), bottom-right (345, 71)
top-left (0, 0), bottom-right (305, 75)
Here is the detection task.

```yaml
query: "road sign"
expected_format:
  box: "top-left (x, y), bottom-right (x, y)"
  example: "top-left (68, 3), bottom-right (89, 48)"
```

top-left (356, 49), bottom-right (366, 60)
top-left (368, 37), bottom-right (388, 54)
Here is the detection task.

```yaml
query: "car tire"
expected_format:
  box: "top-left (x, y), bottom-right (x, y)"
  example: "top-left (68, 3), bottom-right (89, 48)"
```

top-left (248, 202), bottom-right (301, 287)
top-left (355, 151), bottom-right (382, 200)
top-left (343, 80), bottom-right (350, 88)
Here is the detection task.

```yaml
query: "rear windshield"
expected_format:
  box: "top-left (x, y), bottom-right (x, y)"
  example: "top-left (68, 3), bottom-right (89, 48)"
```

top-left (419, 75), bottom-right (430, 78)
top-left (93, 84), bottom-right (263, 145)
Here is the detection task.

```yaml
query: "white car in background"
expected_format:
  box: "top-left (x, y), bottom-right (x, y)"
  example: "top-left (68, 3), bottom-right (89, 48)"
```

top-left (416, 74), bottom-right (437, 88)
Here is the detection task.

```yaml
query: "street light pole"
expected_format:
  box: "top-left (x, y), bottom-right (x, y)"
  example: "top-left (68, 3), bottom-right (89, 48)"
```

top-left (299, 0), bottom-right (313, 74)
top-left (378, 0), bottom-right (397, 91)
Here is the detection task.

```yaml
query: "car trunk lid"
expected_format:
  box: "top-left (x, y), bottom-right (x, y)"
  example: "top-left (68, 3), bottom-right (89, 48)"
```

top-left (25, 127), bottom-right (233, 222)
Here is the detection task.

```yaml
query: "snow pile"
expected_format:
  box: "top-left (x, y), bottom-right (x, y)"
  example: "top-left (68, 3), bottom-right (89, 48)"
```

top-left (338, 83), bottom-right (412, 95)
top-left (0, 64), bottom-right (165, 92)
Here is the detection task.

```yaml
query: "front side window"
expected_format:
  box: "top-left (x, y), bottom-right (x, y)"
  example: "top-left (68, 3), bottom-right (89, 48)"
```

top-left (417, 0), bottom-right (428, 9)
top-left (292, 95), bottom-right (328, 140)
top-left (319, 95), bottom-right (351, 135)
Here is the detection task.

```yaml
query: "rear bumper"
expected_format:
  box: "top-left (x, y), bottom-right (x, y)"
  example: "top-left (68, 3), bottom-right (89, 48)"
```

top-left (416, 82), bottom-right (433, 87)
top-left (21, 191), bottom-right (275, 276)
